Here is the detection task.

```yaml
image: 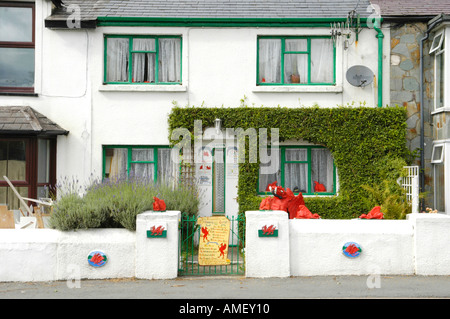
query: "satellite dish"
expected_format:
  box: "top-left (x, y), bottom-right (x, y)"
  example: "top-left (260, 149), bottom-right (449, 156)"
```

top-left (346, 65), bottom-right (374, 87)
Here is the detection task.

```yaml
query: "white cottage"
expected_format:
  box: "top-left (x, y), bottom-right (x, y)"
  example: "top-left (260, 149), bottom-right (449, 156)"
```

top-left (0, 0), bottom-right (388, 217)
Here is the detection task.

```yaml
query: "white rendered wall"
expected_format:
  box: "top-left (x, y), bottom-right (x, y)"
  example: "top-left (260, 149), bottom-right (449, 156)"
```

top-left (135, 211), bottom-right (181, 280)
top-left (289, 219), bottom-right (414, 276)
top-left (407, 213), bottom-right (450, 275)
top-left (0, 229), bottom-right (59, 282)
top-left (0, 212), bottom-right (180, 282)
top-left (56, 228), bottom-right (135, 281)
top-left (1, 212), bottom-right (450, 281)
top-left (245, 211), bottom-right (290, 278)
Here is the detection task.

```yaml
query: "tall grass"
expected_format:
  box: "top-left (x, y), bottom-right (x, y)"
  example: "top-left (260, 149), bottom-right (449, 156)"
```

top-left (49, 176), bottom-right (199, 231)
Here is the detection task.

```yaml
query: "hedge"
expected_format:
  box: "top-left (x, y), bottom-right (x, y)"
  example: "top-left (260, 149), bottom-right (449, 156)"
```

top-left (168, 103), bottom-right (411, 219)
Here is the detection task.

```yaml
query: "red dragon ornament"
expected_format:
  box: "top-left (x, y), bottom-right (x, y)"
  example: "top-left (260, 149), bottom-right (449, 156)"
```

top-left (359, 206), bottom-right (384, 219)
top-left (153, 197), bottom-right (166, 211)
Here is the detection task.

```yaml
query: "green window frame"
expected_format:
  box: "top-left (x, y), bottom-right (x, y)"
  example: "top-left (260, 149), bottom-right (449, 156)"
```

top-left (257, 36), bottom-right (336, 86)
top-left (102, 145), bottom-right (175, 183)
top-left (103, 35), bottom-right (182, 85)
top-left (258, 146), bottom-right (336, 196)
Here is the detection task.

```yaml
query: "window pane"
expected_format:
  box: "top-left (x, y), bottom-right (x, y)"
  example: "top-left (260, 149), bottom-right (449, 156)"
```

top-left (0, 140), bottom-right (26, 181)
top-left (284, 163), bottom-right (308, 193)
top-left (430, 33), bottom-right (444, 54)
top-left (37, 139), bottom-right (50, 183)
top-left (132, 53), bottom-right (156, 83)
top-left (130, 163), bottom-right (154, 180)
top-left (0, 48), bottom-right (34, 88)
top-left (285, 149), bottom-right (307, 161)
top-left (0, 141), bottom-right (7, 178)
top-left (436, 53), bottom-right (444, 109)
top-left (434, 164), bottom-right (445, 212)
top-left (106, 38), bottom-right (129, 82)
top-left (285, 39), bottom-right (307, 52)
top-left (37, 186), bottom-right (49, 199)
top-left (104, 148), bottom-right (128, 179)
top-left (259, 148), bottom-right (281, 192)
top-left (158, 38), bottom-right (181, 83)
top-left (158, 148), bottom-right (174, 184)
top-left (311, 38), bottom-right (334, 83)
top-left (0, 6), bottom-right (33, 42)
top-left (432, 145), bottom-right (444, 163)
top-left (213, 148), bottom-right (225, 213)
top-left (311, 148), bottom-right (334, 192)
top-left (132, 148), bottom-right (154, 162)
top-left (284, 54), bottom-right (308, 84)
top-left (0, 186), bottom-right (28, 211)
top-left (132, 38), bottom-right (156, 83)
top-left (132, 38), bottom-right (155, 51)
top-left (259, 39), bottom-right (281, 83)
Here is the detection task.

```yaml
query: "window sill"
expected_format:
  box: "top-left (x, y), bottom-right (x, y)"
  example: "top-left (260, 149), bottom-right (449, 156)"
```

top-left (0, 92), bottom-right (38, 97)
top-left (431, 107), bottom-right (450, 115)
top-left (252, 85), bottom-right (342, 93)
top-left (99, 84), bottom-right (187, 92)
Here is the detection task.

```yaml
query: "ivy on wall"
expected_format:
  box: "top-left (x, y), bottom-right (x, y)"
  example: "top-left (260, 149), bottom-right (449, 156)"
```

top-left (168, 103), bottom-right (410, 219)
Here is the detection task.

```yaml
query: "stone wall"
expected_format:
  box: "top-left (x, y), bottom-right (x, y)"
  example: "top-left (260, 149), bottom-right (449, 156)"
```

top-left (389, 23), bottom-right (434, 206)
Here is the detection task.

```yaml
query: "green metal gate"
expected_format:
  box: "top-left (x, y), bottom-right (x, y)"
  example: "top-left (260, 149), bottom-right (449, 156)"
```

top-left (178, 213), bottom-right (245, 276)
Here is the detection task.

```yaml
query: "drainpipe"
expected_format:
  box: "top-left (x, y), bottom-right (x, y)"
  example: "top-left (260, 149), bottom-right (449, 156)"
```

top-left (419, 14), bottom-right (444, 211)
top-left (373, 18), bottom-right (384, 108)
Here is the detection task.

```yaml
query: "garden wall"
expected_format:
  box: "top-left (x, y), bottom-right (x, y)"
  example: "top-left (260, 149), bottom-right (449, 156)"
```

top-left (0, 211), bottom-right (180, 282)
top-left (245, 211), bottom-right (450, 278)
top-left (1, 210), bottom-right (449, 282)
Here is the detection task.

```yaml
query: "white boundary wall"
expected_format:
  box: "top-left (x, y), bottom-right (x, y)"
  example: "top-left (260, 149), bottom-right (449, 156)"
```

top-left (245, 211), bottom-right (450, 278)
top-left (1, 210), bottom-right (450, 282)
top-left (0, 211), bottom-right (180, 282)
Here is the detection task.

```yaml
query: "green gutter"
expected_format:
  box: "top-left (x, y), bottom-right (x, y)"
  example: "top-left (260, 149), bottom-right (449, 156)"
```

top-left (373, 18), bottom-right (384, 108)
top-left (97, 16), bottom-right (370, 28)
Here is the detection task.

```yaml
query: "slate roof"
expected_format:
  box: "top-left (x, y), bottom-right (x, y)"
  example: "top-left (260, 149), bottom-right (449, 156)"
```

top-left (371, 0), bottom-right (450, 17)
top-left (45, 0), bottom-right (373, 26)
top-left (0, 106), bottom-right (68, 136)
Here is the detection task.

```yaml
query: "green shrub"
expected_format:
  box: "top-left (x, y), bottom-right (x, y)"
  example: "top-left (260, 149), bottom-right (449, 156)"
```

top-left (49, 177), bottom-right (199, 231)
top-left (361, 179), bottom-right (411, 220)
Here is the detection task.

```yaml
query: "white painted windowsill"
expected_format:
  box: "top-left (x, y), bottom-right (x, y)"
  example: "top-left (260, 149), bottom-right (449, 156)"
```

top-left (431, 107), bottom-right (450, 115)
top-left (99, 84), bottom-right (187, 92)
top-left (252, 85), bottom-right (343, 93)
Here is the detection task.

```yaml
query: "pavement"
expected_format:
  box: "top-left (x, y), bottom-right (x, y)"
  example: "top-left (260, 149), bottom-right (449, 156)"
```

top-left (0, 275), bottom-right (449, 301)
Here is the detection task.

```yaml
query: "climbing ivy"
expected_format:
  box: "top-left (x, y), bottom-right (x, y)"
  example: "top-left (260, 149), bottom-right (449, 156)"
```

top-left (168, 103), bottom-right (410, 219)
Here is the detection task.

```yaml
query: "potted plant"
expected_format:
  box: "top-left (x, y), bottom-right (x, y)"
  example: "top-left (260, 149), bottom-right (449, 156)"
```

top-left (291, 74), bottom-right (300, 83)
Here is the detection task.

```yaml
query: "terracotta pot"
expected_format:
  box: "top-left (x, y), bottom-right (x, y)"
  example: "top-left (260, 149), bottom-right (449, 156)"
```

top-left (291, 74), bottom-right (300, 83)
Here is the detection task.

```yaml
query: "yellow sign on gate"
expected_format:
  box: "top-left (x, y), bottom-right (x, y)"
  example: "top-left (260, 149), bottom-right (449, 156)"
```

top-left (197, 216), bottom-right (231, 266)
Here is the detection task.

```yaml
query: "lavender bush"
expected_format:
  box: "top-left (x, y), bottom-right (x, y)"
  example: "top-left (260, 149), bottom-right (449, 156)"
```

top-left (49, 176), bottom-right (199, 231)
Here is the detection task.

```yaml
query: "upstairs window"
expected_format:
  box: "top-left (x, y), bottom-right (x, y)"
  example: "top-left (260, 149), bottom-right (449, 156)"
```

top-left (430, 31), bottom-right (445, 110)
top-left (0, 2), bottom-right (35, 93)
top-left (104, 35), bottom-right (181, 85)
top-left (257, 36), bottom-right (335, 85)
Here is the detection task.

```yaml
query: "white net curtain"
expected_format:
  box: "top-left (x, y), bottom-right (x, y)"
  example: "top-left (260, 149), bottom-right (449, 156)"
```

top-left (106, 147), bottom-right (175, 184)
top-left (106, 37), bottom-right (181, 83)
top-left (258, 38), bottom-right (334, 84)
top-left (258, 147), bottom-right (334, 193)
